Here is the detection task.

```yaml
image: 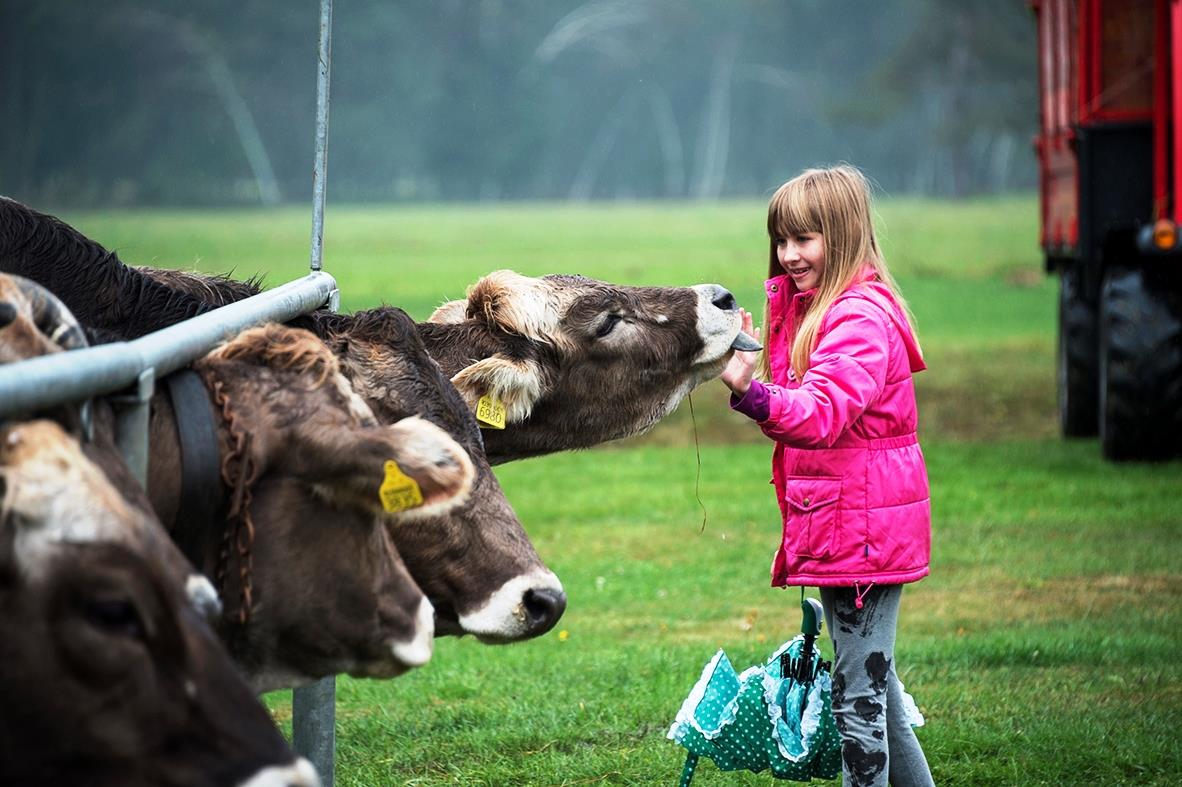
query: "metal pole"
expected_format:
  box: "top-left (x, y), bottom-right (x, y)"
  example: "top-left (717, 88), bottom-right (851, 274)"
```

top-left (293, 678), bottom-right (336, 787)
top-left (309, 0), bottom-right (332, 273)
top-left (293, 0), bottom-right (336, 783)
top-left (112, 369), bottom-right (155, 487)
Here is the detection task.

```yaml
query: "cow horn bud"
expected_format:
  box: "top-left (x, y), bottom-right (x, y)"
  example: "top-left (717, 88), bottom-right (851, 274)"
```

top-left (12, 275), bottom-right (89, 351)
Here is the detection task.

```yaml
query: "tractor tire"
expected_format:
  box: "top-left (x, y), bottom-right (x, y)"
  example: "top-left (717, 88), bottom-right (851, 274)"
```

top-left (1098, 266), bottom-right (1182, 461)
top-left (1057, 265), bottom-right (1099, 437)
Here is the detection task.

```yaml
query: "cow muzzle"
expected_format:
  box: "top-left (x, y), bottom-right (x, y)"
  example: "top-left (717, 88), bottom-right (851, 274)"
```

top-left (388, 596), bottom-right (435, 668)
top-left (691, 283), bottom-right (753, 366)
top-left (452, 569), bottom-right (567, 643)
top-left (236, 759), bottom-right (321, 787)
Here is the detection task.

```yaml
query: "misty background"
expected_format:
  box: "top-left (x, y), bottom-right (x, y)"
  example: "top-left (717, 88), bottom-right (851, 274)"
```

top-left (1, 0), bottom-right (1036, 207)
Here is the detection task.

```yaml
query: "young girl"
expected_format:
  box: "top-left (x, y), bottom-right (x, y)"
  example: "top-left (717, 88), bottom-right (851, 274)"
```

top-left (722, 165), bottom-right (934, 787)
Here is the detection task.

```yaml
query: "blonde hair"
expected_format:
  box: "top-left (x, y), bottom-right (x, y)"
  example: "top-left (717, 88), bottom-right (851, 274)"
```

top-left (756, 165), bottom-right (919, 380)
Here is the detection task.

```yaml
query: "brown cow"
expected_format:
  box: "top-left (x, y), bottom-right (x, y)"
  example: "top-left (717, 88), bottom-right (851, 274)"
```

top-left (0, 274), bottom-right (474, 689)
top-left (161, 324), bottom-right (475, 689)
top-left (0, 420), bottom-right (318, 787)
top-left (0, 198), bottom-right (567, 649)
top-left (421, 269), bottom-right (756, 462)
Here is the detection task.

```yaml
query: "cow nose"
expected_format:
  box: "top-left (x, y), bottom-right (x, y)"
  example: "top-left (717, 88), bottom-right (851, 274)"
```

top-left (704, 284), bottom-right (738, 312)
top-left (523, 587), bottom-right (567, 635)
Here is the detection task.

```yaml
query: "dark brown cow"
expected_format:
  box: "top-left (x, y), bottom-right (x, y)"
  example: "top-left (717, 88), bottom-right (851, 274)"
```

top-left (0, 197), bottom-right (567, 647)
top-left (0, 420), bottom-right (318, 787)
top-left (422, 269), bottom-right (755, 462)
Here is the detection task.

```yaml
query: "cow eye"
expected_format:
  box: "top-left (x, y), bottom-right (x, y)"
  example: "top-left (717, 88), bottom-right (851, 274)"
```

top-left (85, 598), bottom-right (146, 640)
top-left (0, 302), bottom-right (17, 328)
top-left (595, 314), bottom-right (622, 338)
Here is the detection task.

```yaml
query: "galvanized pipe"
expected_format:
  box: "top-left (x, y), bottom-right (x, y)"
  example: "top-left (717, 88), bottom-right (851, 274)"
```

top-left (293, 678), bottom-right (336, 787)
top-left (0, 272), bottom-right (338, 419)
top-left (112, 369), bottom-right (156, 487)
top-left (309, 0), bottom-right (333, 273)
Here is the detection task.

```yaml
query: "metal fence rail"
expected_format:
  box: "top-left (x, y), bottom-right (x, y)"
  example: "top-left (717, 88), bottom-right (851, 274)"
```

top-left (0, 272), bottom-right (338, 421)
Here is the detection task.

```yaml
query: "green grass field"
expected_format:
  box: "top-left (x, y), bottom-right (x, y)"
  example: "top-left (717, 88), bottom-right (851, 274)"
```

top-left (61, 197), bottom-right (1182, 785)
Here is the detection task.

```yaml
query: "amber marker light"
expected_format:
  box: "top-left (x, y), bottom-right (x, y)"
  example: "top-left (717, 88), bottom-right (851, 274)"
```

top-left (1152, 219), bottom-right (1178, 250)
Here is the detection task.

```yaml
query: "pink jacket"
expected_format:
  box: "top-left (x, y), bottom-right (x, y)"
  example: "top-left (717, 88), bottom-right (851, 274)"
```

top-left (732, 270), bottom-right (930, 589)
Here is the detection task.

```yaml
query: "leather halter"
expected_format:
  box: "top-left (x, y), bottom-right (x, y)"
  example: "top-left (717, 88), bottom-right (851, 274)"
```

top-left (163, 368), bottom-right (223, 570)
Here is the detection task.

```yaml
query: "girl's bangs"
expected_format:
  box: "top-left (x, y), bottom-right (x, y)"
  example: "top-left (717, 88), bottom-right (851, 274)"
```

top-left (767, 181), bottom-right (821, 239)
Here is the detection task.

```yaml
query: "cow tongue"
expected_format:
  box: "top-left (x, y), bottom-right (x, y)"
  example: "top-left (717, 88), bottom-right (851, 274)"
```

top-left (730, 331), bottom-right (762, 351)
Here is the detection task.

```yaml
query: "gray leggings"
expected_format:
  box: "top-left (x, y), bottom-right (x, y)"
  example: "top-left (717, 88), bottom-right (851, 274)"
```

top-left (819, 585), bottom-right (934, 787)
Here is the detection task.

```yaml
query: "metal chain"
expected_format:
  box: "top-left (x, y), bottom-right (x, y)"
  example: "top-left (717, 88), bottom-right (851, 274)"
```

top-left (209, 377), bottom-right (259, 626)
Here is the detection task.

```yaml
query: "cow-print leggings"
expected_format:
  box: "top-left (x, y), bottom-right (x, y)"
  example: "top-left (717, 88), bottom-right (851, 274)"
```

top-left (819, 584), bottom-right (934, 787)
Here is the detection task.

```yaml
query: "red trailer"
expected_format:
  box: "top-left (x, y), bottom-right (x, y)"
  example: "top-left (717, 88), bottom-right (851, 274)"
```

top-left (1034, 0), bottom-right (1182, 460)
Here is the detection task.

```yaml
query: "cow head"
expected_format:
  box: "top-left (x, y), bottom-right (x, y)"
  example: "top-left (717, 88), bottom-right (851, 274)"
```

top-left (173, 324), bottom-right (480, 690)
top-left (0, 531), bottom-right (316, 786)
top-left (0, 416), bottom-right (316, 786)
top-left (0, 274), bottom-right (218, 615)
top-left (0, 421), bottom-right (180, 576)
top-left (422, 270), bottom-right (758, 462)
top-left (315, 307), bottom-right (567, 643)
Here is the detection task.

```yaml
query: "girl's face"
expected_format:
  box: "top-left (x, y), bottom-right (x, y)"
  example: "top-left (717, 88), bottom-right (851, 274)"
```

top-left (775, 231), bottom-right (826, 291)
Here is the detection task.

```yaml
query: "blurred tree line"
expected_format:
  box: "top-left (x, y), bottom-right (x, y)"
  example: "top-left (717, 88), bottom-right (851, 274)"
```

top-left (0, 0), bottom-right (1036, 206)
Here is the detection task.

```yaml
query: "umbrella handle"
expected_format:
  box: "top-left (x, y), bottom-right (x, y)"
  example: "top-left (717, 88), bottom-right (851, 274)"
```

top-left (801, 597), bottom-right (824, 637)
top-left (678, 752), bottom-right (699, 787)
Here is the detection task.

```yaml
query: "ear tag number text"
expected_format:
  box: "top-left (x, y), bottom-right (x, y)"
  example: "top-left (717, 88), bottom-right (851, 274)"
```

top-left (476, 394), bottom-right (507, 429)
top-left (380, 460), bottom-right (424, 513)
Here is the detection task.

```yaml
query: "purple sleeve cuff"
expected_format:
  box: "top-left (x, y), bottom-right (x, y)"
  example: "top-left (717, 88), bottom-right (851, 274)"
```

top-left (730, 379), bottom-right (771, 422)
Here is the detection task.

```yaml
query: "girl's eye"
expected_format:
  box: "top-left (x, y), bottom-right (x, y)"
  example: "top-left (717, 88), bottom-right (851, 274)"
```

top-left (774, 237), bottom-right (786, 247)
top-left (596, 314), bottom-right (622, 338)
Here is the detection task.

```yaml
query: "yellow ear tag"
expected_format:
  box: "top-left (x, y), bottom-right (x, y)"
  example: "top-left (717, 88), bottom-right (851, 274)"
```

top-left (476, 394), bottom-right (507, 429)
top-left (379, 460), bottom-right (424, 513)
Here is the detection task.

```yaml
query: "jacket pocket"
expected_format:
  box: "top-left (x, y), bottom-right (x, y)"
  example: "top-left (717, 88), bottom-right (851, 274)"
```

top-left (782, 476), bottom-right (842, 559)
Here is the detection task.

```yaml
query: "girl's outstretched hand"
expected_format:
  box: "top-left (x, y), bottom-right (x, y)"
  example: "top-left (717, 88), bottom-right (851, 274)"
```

top-left (720, 308), bottom-right (760, 396)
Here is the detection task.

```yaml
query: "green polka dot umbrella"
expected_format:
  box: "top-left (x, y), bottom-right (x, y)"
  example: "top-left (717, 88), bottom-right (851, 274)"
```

top-left (667, 599), bottom-right (842, 785)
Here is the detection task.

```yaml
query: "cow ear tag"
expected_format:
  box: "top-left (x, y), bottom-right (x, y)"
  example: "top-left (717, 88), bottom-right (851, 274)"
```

top-left (380, 460), bottom-right (424, 513)
top-left (476, 394), bottom-right (507, 429)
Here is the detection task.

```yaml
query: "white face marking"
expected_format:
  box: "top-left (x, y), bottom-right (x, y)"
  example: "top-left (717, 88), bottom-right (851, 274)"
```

top-left (333, 371), bottom-right (378, 425)
top-left (186, 574), bottom-right (223, 619)
top-left (3, 422), bottom-right (154, 580)
top-left (236, 759), bottom-right (321, 787)
top-left (389, 596), bottom-right (435, 667)
top-left (457, 569), bottom-right (565, 642)
top-left (690, 284), bottom-right (743, 366)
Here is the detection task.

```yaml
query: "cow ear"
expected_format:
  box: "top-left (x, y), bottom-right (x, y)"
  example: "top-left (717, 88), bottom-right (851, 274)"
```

top-left (427, 299), bottom-right (468, 324)
top-left (449, 354), bottom-right (543, 425)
